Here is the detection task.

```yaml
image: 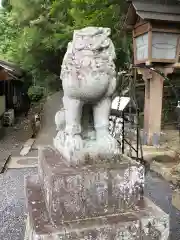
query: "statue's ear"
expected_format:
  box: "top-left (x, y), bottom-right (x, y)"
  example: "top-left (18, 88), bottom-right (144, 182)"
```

top-left (73, 30), bottom-right (79, 39)
top-left (103, 28), bottom-right (111, 37)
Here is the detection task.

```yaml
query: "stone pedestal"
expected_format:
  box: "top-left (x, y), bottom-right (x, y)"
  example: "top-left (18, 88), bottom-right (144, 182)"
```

top-left (24, 146), bottom-right (169, 239)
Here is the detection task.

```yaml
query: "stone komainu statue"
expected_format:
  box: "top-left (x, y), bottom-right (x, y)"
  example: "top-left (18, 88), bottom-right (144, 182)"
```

top-left (54, 27), bottom-right (119, 163)
top-left (24, 27), bottom-right (167, 240)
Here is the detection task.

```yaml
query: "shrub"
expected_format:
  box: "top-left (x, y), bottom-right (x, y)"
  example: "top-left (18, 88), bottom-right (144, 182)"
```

top-left (28, 85), bottom-right (44, 102)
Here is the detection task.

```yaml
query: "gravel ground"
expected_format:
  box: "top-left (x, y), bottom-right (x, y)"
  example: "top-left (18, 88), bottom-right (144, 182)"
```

top-left (0, 167), bottom-right (179, 240)
top-left (0, 168), bottom-right (37, 240)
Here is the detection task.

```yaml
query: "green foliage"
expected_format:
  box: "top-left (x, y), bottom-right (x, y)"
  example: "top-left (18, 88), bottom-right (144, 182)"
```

top-left (69, 0), bottom-right (131, 67)
top-left (28, 85), bottom-right (44, 102)
top-left (0, 0), bottom-right (131, 91)
top-left (0, 11), bottom-right (19, 57)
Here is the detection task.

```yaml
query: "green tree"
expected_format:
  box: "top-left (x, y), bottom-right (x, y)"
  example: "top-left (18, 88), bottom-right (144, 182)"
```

top-left (0, 0), bottom-right (131, 92)
top-left (68, 0), bottom-right (131, 67)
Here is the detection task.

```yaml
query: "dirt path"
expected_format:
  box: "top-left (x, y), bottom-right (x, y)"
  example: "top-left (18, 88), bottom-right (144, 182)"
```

top-left (34, 91), bottom-right (63, 147)
top-left (0, 101), bottom-right (44, 172)
top-left (0, 92), bottom-right (62, 171)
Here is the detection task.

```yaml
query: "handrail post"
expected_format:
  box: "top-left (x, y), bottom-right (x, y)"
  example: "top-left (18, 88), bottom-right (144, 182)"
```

top-left (122, 111), bottom-right (125, 154)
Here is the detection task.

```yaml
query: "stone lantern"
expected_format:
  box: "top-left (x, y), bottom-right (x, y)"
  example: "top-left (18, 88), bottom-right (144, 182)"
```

top-left (124, 0), bottom-right (180, 145)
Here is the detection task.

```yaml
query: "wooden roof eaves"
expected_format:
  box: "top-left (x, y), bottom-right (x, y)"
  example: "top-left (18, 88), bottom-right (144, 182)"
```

top-left (132, 1), bottom-right (180, 15)
top-left (136, 11), bottom-right (180, 22)
top-left (123, 4), bottom-right (138, 29)
top-left (124, 1), bottom-right (180, 29)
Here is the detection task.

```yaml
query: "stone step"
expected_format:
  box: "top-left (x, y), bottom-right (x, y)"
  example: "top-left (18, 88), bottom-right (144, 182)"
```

top-left (7, 156), bottom-right (38, 169)
top-left (20, 138), bottom-right (35, 156)
top-left (24, 175), bottom-right (169, 240)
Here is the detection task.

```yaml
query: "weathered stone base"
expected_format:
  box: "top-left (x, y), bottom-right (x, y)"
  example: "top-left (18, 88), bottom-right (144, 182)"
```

top-left (38, 146), bottom-right (145, 224)
top-left (24, 175), bottom-right (169, 240)
top-left (172, 189), bottom-right (180, 210)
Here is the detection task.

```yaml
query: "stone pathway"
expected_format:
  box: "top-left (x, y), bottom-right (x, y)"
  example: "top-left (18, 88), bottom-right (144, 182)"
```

top-left (0, 99), bottom-right (45, 172)
top-left (0, 116), bottom-right (32, 172)
top-left (34, 92), bottom-right (63, 148)
top-left (7, 150), bottom-right (38, 169)
top-left (5, 92), bottom-right (63, 170)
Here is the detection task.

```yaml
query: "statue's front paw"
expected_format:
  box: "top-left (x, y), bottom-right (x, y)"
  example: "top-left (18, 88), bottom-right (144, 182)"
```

top-left (106, 134), bottom-right (120, 153)
top-left (55, 110), bottom-right (65, 131)
top-left (97, 133), bottom-right (120, 154)
top-left (64, 134), bottom-right (83, 153)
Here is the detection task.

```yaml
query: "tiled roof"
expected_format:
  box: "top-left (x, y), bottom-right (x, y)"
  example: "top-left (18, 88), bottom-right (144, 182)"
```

top-left (127, 0), bottom-right (179, 5)
top-left (0, 60), bottom-right (24, 79)
top-left (125, 0), bottom-right (180, 27)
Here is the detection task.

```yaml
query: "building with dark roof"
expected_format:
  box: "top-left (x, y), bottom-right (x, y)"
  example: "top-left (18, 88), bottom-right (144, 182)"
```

top-left (0, 60), bottom-right (29, 116)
